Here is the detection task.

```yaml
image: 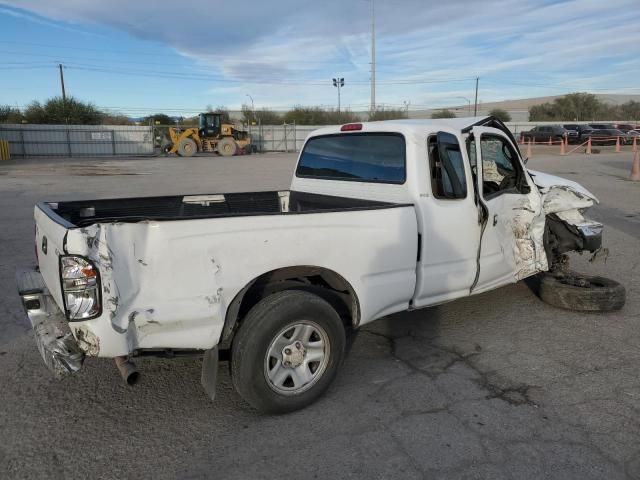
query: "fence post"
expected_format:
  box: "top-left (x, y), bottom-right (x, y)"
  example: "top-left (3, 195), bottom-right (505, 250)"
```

top-left (111, 129), bottom-right (117, 155)
top-left (20, 128), bottom-right (25, 157)
top-left (66, 127), bottom-right (72, 157)
top-left (292, 122), bottom-right (296, 152)
top-left (284, 123), bottom-right (288, 153)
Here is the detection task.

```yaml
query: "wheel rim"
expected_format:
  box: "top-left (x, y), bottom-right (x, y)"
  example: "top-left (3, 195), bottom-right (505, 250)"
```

top-left (264, 320), bottom-right (330, 395)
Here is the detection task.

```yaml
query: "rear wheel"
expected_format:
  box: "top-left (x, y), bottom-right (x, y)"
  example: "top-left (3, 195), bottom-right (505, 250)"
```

top-left (217, 137), bottom-right (237, 157)
top-left (177, 137), bottom-right (197, 157)
top-left (533, 271), bottom-right (625, 312)
top-left (231, 290), bottom-right (346, 414)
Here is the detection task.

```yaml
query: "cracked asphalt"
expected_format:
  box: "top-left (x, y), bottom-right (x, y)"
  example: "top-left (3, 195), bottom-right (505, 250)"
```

top-left (1, 150), bottom-right (639, 479)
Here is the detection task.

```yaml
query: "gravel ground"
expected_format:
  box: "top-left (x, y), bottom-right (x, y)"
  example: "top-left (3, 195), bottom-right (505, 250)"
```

top-left (0, 150), bottom-right (639, 479)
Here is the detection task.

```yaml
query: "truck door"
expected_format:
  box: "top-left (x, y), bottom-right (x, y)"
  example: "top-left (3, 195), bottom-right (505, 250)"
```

top-left (412, 131), bottom-right (482, 308)
top-left (469, 126), bottom-right (544, 293)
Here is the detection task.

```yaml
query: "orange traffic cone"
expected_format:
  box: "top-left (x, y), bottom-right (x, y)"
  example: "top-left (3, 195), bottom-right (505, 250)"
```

top-left (560, 138), bottom-right (566, 155)
top-left (631, 151), bottom-right (640, 181)
top-left (633, 136), bottom-right (637, 153)
top-left (586, 137), bottom-right (592, 154)
top-left (615, 136), bottom-right (621, 153)
top-left (526, 139), bottom-right (532, 158)
top-left (548, 137), bottom-right (552, 146)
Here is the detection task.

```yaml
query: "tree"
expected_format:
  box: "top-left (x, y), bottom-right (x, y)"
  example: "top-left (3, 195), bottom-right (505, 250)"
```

top-left (23, 97), bottom-right (105, 124)
top-left (242, 104), bottom-right (283, 125)
top-left (488, 108), bottom-right (511, 122)
top-left (206, 105), bottom-right (231, 123)
top-left (431, 109), bottom-right (457, 119)
top-left (102, 114), bottom-right (134, 125)
top-left (368, 107), bottom-right (405, 121)
top-left (529, 92), bottom-right (609, 121)
top-left (0, 105), bottom-right (23, 123)
top-left (619, 101), bottom-right (640, 121)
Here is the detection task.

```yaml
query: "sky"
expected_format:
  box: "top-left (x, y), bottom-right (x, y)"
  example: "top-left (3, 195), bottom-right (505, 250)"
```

top-left (1, 0), bottom-right (640, 117)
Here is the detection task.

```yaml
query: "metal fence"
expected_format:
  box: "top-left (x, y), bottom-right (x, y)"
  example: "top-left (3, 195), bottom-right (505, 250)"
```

top-left (0, 124), bottom-right (154, 157)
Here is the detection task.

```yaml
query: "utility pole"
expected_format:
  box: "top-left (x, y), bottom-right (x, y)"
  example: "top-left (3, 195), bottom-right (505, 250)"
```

top-left (370, 0), bottom-right (376, 114)
top-left (59, 64), bottom-right (66, 102)
top-left (333, 77), bottom-right (344, 113)
top-left (473, 77), bottom-right (479, 116)
top-left (403, 100), bottom-right (410, 118)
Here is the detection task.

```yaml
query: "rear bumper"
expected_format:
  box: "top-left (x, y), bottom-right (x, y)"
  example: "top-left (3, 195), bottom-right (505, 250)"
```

top-left (16, 268), bottom-right (84, 378)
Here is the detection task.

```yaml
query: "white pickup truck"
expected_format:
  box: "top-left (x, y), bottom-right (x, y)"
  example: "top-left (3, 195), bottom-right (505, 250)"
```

top-left (17, 116), bottom-right (624, 413)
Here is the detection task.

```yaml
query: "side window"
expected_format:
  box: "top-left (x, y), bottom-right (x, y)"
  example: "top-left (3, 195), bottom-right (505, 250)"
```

top-left (480, 135), bottom-right (521, 197)
top-left (428, 132), bottom-right (467, 199)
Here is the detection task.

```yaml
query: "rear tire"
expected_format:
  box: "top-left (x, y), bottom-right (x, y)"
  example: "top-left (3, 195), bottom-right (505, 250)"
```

top-left (217, 137), bottom-right (237, 157)
top-left (231, 290), bottom-right (346, 414)
top-left (533, 271), bottom-right (625, 312)
top-left (177, 137), bottom-right (197, 157)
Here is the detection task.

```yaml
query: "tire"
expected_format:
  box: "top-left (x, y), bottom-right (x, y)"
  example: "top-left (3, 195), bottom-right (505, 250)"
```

top-left (534, 271), bottom-right (625, 312)
top-left (231, 290), bottom-right (346, 414)
top-left (217, 137), bottom-right (237, 157)
top-left (177, 137), bottom-right (197, 157)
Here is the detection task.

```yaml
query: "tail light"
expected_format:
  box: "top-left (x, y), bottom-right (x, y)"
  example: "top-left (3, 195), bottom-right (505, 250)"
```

top-left (60, 256), bottom-right (101, 320)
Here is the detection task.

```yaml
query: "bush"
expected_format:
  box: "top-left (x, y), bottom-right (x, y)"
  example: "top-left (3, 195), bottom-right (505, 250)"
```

top-left (0, 105), bottom-right (23, 123)
top-left (488, 108), bottom-right (511, 122)
top-left (431, 109), bottom-right (457, 119)
top-left (368, 107), bottom-right (406, 121)
top-left (23, 97), bottom-right (105, 124)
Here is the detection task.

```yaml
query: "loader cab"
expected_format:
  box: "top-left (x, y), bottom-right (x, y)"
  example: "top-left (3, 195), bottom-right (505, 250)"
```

top-left (199, 113), bottom-right (222, 138)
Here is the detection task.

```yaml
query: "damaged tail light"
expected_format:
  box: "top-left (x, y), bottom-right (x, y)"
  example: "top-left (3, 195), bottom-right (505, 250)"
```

top-left (60, 256), bottom-right (101, 320)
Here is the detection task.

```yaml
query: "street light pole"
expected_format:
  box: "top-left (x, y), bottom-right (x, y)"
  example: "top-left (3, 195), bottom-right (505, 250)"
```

top-left (456, 96), bottom-right (471, 116)
top-left (332, 77), bottom-right (344, 113)
top-left (245, 94), bottom-right (255, 122)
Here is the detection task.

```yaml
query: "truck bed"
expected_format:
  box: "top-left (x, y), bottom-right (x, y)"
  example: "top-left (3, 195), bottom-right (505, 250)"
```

top-left (42, 191), bottom-right (410, 227)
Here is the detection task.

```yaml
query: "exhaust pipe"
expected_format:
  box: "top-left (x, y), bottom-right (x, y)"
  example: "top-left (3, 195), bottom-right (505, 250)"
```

top-left (115, 356), bottom-right (140, 385)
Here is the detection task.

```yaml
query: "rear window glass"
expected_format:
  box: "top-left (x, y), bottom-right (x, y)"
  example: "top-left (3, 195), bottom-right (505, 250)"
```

top-left (296, 133), bottom-right (406, 184)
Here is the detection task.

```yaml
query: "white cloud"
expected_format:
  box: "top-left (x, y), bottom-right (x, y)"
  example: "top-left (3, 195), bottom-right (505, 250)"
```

top-left (2, 0), bottom-right (640, 109)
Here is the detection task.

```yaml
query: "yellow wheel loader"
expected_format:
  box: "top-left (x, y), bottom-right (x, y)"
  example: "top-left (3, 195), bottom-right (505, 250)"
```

top-left (164, 112), bottom-right (252, 157)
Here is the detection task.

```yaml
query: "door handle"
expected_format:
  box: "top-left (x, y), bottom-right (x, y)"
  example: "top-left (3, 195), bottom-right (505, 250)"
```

top-left (493, 214), bottom-right (498, 226)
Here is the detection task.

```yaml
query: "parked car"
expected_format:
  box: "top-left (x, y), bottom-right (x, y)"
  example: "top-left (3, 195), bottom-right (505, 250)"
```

top-left (520, 125), bottom-right (567, 143)
top-left (582, 128), bottom-right (632, 145)
top-left (588, 123), bottom-right (615, 130)
top-left (612, 124), bottom-right (635, 132)
top-left (575, 125), bottom-right (595, 141)
top-left (17, 116), bottom-right (625, 414)
top-left (562, 124), bottom-right (580, 144)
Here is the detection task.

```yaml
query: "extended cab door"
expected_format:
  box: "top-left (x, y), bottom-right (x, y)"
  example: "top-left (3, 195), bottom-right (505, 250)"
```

top-left (469, 127), bottom-right (544, 293)
top-left (412, 131), bottom-right (482, 308)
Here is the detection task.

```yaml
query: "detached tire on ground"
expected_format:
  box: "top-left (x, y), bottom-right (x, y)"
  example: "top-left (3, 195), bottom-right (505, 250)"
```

top-left (533, 271), bottom-right (625, 312)
top-left (231, 290), bottom-right (346, 414)
top-left (217, 137), bottom-right (237, 157)
top-left (177, 137), bottom-right (197, 157)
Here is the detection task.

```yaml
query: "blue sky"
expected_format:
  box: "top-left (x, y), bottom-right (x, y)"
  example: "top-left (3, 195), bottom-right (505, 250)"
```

top-left (1, 0), bottom-right (640, 117)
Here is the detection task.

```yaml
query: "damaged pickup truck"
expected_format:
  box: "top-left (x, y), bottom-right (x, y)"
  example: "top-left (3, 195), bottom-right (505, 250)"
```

top-left (17, 116), bottom-right (625, 413)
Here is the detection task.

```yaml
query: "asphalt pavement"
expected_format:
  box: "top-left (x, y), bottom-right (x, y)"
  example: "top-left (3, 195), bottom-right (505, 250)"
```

top-left (1, 150), bottom-right (639, 479)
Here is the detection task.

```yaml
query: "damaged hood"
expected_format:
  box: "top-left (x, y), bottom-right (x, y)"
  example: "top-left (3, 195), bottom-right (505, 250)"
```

top-left (527, 169), bottom-right (598, 217)
top-left (527, 169), bottom-right (598, 203)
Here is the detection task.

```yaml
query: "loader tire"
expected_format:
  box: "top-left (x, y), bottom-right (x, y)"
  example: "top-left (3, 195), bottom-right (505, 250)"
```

top-left (177, 138), bottom-right (197, 157)
top-left (533, 271), bottom-right (625, 312)
top-left (217, 138), bottom-right (237, 157)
